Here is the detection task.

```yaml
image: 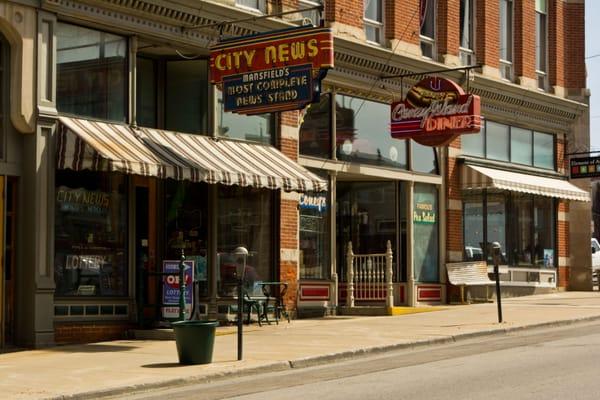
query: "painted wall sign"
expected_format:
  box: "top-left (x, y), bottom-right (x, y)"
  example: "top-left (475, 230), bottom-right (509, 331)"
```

top-left (390, 76), bottom-right (481, 146)
top-left (570, 155), bottom-right (600, 178)
top-left (210, 26), bottom-right (333, 115)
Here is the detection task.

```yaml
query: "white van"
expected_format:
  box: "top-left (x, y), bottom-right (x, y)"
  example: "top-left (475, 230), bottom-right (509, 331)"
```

top-left (592, 238), bottom-right (600, 271)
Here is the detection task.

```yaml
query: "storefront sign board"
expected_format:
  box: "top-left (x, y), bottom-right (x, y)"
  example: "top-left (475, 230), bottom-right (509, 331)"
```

top-left (413, 201), bottom-right (436, 224)
top-left (299, 193), bottom-right (327, 212)
top-left (391, 76), bottom-right (481, 146)
top-left (162, 260), bottom-right (194, 319)
top-left (570, 155), bottom-right (600, 178)
top-left (210, 25), bottom-right (333, 115)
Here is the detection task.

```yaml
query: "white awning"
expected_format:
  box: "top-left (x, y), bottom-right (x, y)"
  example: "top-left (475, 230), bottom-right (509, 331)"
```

top-left (57, 116), bottom-right (327, 193)
top-left (461, 164), bottom-right (590, 202)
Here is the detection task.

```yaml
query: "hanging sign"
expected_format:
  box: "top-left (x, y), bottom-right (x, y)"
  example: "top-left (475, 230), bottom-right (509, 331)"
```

top-left (390, 76), bottom-right (481, 146)
top-left (210, 26), bottom-right (333, 115)
top-left (570, 155), bottom-right (600, 178)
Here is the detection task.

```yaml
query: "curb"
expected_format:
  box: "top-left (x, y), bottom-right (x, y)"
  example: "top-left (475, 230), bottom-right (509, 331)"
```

top-left (44, 314), bottom-right (600, 400)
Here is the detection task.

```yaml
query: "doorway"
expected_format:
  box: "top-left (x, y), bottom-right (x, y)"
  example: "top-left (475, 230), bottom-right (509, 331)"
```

top-left (1, 177), bottom-right (16, 349)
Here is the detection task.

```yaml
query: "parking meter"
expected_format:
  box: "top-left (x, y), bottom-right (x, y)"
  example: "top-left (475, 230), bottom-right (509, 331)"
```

top-left (491, 241), bottom-right (503, 323)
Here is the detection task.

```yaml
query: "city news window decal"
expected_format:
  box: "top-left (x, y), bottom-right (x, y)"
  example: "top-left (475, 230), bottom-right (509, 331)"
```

top-left (210, 26), bottom-right (333, 115)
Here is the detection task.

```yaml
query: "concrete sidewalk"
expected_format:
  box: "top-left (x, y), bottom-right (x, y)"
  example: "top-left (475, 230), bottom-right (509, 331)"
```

top-left (3, 291), bottom-right (600, 400)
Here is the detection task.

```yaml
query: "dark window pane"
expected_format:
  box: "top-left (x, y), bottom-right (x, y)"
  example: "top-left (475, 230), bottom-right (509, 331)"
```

top-left (510, 127), bottom-right (533, 165)
top-left (460, 0), bottom-right (473, 50)
top-left (413, 183), bottom-right (439, 282)
top-left (217, 186), bottom-right (273, 297)
top-left (54, 171), bottom-right (128, 297)
top-left (57, 23), bottom-right (127, 122)
top-left (420, 0), bottom-right (435, 39)
top-left (164, 181), bottom-right (209, 297)
top-left (300, 93), bottom-right (331, 158)
top-left (336, 182), bottom-right (397, 282)
top-left (136, 57), bottom-right (157, 128)
top-left (411, 140), bottom-right (438, 174)
top-left (463, 196), bottom-right (484, 261)
top-left (299, 185), bottom-right (330, 279)
top-left (486, 121), bottom-right (509, 161)
top-left (217, 90), bottom-right (273, 144)
top-left (165, 60), bottom-right (208, 134)
top-left (533, 131), bottom-right (554, 169)
top-left (336, 95), bottom-right (407, 169)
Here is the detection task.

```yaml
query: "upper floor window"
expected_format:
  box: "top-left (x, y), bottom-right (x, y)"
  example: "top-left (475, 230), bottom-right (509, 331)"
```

top-left (299, 0), bottom-right (322, 26)
top-left (462, 120), bottom-right (555, 170)
top-left (236, 0), bottom-right (266, 13)
top-left (136, 56), bottom-right (209, 135)
top-left (216, 90), bottom-right (274, 144)
top-left (459, 0), bottom-right (475, 65)
top-left (300, 93), bottom-right (331, 158)
top-left (499, 0), bottom-right (514, 81)
top-left (364, 0), bottom-right (384, 44)
top-left (420, 0), bottom-right (436, 59)
top-left (57, 23), bottom-right (127, 122)
top-left (536, 0), bottom-right (548, 90)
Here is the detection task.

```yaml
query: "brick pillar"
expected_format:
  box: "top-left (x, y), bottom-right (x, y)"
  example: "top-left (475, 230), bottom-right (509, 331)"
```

top-left (446, 138), bottom-right (464, 302)
top-left (513, 0), bottom-right (536, 88)
top-left (564, 1), bottom-right (586, 91)
top-left (279, 110), bottom-right (300, 315)
top-left (476, 0), bottom-right (500, 75)
top-left (548, 0), bottom-right (565, 91)
top-left (385, 0), bottom-right (420, 56)
top-left (437, 0), bottom-right (460, 65)
top-left (557, 200), bottom-right (570, 288)
top-left (325, 0), bottom-right (365, 40)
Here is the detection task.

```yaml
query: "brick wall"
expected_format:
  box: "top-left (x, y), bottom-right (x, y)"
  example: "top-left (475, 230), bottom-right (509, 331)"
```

top-left (564, 1), bottom-right (586, 89)
top-left (325, 0), bottom-right (363, 28)
top-left (549, 0), bottom-right (565, 88)
top-left (437, 0), bottom-right (460, 58)
top-left (55, 322), bottom-right (131, 344)
top-left (385, 0), bottom-right (420, 46)
top-left (514, 0), bottom-right (536, 80)
top-left (557, 200), bottom-right (570, 288)
top-left (476, 0), bottom-right (500, 68)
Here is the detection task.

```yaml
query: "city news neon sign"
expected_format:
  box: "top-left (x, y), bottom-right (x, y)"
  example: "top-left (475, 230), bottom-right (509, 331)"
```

top-left (390, 77), bottom-right (481, 147)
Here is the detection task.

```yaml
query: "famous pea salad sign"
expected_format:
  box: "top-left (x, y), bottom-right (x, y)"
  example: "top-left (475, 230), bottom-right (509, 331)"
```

top-left (210, 26), bottom-right (333, 115)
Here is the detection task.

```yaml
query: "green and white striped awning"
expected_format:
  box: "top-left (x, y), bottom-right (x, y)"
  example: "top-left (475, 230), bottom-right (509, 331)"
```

top-left (57, 116), bottom-right (327, 193)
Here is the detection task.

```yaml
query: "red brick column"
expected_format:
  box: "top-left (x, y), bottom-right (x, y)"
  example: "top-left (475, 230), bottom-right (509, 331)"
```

top-left (437, 0), bottom-right (460, 61)
top-left (325, 0), bottom-right (364, 28)
top-left (513, 0), bottom-right (536, 82)
top-left (564, 1), bottom-right (586, 90)
top-left (548, 0), bottom-right (565, 89)
top-left (385, 0), bottom-right (420, 46)
top-left (557, 200), bottom-right (570, 288)
top-left (279, 110), bottom-right (300, 314)
top-left (476, 0), bottom-right (500, 68)
top-left (446, 138), bottom-right (464, 302)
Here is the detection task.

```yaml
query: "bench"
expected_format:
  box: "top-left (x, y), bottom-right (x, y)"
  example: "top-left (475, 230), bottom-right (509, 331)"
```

top-left (446, 261), bottom-right (495, 303)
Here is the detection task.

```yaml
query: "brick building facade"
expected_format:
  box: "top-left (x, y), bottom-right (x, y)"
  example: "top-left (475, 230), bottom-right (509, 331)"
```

top-left (0, 0), bottom-right (591, 348)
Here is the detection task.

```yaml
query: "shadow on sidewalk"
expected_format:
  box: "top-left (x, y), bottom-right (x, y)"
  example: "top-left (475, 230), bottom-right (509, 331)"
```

top-left (141, 362), bottom-right (187, 368)
top-left (46, 343), bottom-right (139, 353)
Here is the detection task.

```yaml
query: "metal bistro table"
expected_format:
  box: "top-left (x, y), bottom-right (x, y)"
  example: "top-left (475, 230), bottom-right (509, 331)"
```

top-left (259, 282), bottom-right (291, 324)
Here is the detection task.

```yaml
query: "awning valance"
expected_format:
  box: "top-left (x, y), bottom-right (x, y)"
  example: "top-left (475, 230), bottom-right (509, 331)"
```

top-left (461, 164), bottom-right (590, 202)
top-left (57, 117), bottom-right (327, 193)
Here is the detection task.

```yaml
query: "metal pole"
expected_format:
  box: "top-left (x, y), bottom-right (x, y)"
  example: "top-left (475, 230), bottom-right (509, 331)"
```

top-left (492, 242), bottom-right (503, 323)
top-left (237, 279), bottom-right (243, 361)
top-left (178, 249), bottom-right (186, 321)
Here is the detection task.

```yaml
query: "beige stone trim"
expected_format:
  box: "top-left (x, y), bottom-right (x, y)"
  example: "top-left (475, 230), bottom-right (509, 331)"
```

top-left (559, 256), bottom-right (569, 267)
top-left (442, 54), bottom-right (461, 67)
top-left (0, 3), bottom-right (36, 133)
top-left (448, 199), bottom-right (462, 211)
top-left (558, 211), bottom-right (569, 222)
top-left (517, 76), bottom-right (537, 91)
top-left (280, 124), bottom-right (299, 140)
top-left (388, 38), bottom-right (421, 58)
top-left (448, 146), bottom-right (461, 158)
top-left (448, 251), bottom-right (463, 262)
top-left (553, 85), bottom-right (567, 98)
top-left (328, 22), bottom-right (366, 42)
top-left (480, 65), bottom-right (502, 80)
top-left (281, 191), bottom-right (300, 201)
top-left (280, 249), bottom-right (299, 263)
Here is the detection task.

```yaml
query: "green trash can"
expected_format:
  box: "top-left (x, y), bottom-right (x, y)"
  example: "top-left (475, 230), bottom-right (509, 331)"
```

top-left (172, 320), bottom-right (219, 365)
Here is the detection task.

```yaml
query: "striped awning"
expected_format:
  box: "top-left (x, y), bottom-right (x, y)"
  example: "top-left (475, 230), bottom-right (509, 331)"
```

top-left (57, 116), bottom-right (327, 193)
top-left (461, 164), bottom-right (590, 202)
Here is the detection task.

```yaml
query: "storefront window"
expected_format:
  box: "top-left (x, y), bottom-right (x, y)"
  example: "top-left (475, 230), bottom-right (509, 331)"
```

top-left (300, 93), bottom-right (331, 158)
top-left (136, 57), bottom-right (157, 128)
top-left (57, 23), bottom-right (127, 122)
top-left (299, 190), bottom-right (330, 279)
top-left (511, 127), bottom-right (533, 165)
top-left (217, 186), bottom-right (273, 296)
top-left (411, 140), bottom-right (438, 174)
top-left (336, 182), bottom-right (397, 281)
top-left (54, 171), bottom-right (128, 297)
top-left (165, 60), bottom-right (209, 134)
top-left (533, 131), bottom-right (554, 169)
top-left (164, 181), bottom-right (209, 297)
top-left (534, 197), bottom-right (555, 267)
top-left (463, 196), bottom-right (484, 261)
top-left (216, 91), bottom-right (273, 144)
top-left (336, 95), bottom-right (407, 169)
top-left (487, 194), bottom-right (507, 264)
top-left (413, 183), bottom-right (439, 282)
top-left (486, 122), bottom-right (510, 162)
top-left (512, 194), bottom-right (533, 266)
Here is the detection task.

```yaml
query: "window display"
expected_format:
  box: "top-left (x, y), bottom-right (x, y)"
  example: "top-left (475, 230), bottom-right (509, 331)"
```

top-left (413, 183), bottom-right (439, 282)
top-left (299, 191), bottom-right (330, 279)
top-left (54, 171), bottom-right (128, 297)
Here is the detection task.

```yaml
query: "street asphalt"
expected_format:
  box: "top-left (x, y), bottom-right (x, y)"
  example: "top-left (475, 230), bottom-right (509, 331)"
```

top-left (2, 291), bottom-right (600, 400)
